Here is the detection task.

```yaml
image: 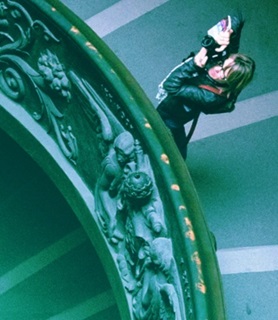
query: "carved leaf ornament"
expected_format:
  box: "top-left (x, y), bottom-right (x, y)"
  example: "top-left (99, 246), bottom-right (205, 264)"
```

top-left (0, 1), bottom-right (189, 319)
top-left (0, 0), bottom-right (77, 163)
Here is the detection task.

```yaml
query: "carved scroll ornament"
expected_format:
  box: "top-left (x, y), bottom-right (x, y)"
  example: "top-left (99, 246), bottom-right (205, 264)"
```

top-left (0, 1), bottom-right (188, 318)
top-left (0, 0), bottom-right (78, 163)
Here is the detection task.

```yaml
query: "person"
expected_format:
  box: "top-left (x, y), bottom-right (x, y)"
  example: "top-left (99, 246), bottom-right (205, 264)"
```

top-left (156, 14), bottom-right (256, 159)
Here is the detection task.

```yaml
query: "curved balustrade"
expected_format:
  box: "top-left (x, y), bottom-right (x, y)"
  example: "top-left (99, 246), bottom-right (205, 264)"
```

top-left (0, 0), bottom-right (226, 319)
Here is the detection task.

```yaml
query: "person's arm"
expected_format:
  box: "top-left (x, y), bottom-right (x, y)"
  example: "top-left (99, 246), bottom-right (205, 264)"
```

top-left (193, 47), bottom-right (209, 68)
top-left (163, 38), bottom-right (231, 93)
top-left (201, 14), bottom-right (244, 56)
top-left (173, 84), bottom-right (235, 114)
top-left (194, 23), bottom-right (234, 67)
top-left (171, 47), bottom-right (235, 113)
top-left (229, 14), bottom-right (245, 53)
top-left (162, 57), bottom-right (204, 94)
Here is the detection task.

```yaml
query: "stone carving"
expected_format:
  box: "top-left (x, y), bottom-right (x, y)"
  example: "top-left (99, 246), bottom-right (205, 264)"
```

top-left (71, 73), bottom-right (186, 319)
top-left (95, 131), bottom-right (136, 244)
top-left (182, 268), bottom-right (193, 319)
top-left (0, 0), bottom-right (78, 163)
top-left (132, 237), bottom-right (182, 320)
top-left (0, 1), bottom-right (187, 318)
top-left (38, 49), bottom-right (72, 102)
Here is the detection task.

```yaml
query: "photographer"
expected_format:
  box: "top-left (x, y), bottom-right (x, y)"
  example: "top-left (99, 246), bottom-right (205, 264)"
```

top-left (156, 14), bottom-right (256, 160)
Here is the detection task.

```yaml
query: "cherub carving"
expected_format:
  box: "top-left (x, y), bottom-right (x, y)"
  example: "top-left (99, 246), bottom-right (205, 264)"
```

top-left (95, 131), bottom-right (136, 244)
top-left (132, 237), bottom-right (182, 320)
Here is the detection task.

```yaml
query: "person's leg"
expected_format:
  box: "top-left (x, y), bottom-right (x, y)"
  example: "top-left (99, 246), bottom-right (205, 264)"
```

top-left (170, 126), bottom-right (188, 160)
top-left (157, 98), bottom-right (189, 159)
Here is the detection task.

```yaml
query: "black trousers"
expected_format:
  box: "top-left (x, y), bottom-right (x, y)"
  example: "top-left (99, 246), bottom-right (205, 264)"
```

top-left (157, 97), bottom-right (200, 160)
top-left (168, 126), bottom-right (188, 159)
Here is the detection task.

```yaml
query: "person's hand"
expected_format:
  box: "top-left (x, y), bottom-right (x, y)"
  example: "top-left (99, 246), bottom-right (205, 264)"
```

top-left (194, 47), bottom-right (209, 68)
top-left (213, 29), bottom-right (233, 52)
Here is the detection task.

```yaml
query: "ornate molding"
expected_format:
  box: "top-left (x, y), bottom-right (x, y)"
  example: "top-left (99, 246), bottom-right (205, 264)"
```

top-left (0, 1), bottom-right (188, 318)
top-left (0, 1), bottom-right (226, 319)
top-left (70, 72), bottom-right (187, 319)
top-left (0, 0), bottom-right (77, 163)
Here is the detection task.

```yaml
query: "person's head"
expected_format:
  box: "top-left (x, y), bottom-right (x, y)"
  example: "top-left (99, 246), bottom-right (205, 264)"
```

top-left (208, 53), bottom-right (256, 94)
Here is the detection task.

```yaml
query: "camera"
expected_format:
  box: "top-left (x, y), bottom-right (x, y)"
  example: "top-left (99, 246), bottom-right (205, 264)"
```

top-left (201, 16), bottom-right (231, 64)
top-left (201, 35), bottom-right (229, 64)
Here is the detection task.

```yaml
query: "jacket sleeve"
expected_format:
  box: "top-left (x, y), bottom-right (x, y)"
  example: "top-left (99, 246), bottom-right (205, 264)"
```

top-left (200, 14), bottom-right (244, 58)
top-left (229, 13), bottom-right (245, 53)
top-left (162, 58), bottom-right (203, 94)
top-left (172, 84), bottom-right (235, 114)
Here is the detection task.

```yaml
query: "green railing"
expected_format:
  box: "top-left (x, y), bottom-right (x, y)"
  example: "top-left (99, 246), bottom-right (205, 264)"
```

top-left (0, 0), bottom-right (226, 319)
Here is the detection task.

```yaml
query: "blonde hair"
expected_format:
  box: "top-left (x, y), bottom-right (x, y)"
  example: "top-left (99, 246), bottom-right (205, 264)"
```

top-left (225, 53), bottom-right (256, 95)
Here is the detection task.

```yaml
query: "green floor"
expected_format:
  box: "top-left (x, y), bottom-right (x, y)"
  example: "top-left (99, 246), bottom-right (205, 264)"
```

top-left (223, 272), bottom-right (278, 319)
top-left (187, 117), bottom-right (278, 320)
top-left (187, 117), bottom-right (278, 249)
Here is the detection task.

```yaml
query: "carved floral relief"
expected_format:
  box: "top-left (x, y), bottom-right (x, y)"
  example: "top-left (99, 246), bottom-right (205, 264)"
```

top-left (70, 73), bottom-right (187, 318)
top-left (0, 1), bottom-right (188, 319)
top-left (0, 0), bottom-right (77, 163)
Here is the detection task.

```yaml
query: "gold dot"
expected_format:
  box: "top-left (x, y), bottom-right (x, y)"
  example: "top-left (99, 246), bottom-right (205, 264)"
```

top-left (161, 154), bottom-right (169, 164)
top-left (145, 123), bottom-right (152, 129)
top-left (186, 230), bottom-right (195, 241)
top-left (196, 283), bottom-right (206, 294)
top-left (184, 217), bottom-right (191, 226)
top-left (86, 42), bottom-right (97, 51)
top-left (171, 184), bottom-right (180, 191)
top-left (70, 26), bottom-right (79, 34)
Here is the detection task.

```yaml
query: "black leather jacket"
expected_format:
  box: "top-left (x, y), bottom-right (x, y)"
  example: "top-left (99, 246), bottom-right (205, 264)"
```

top-left (157, 14), bottom-right (243, 129)
top-left (157, 57), bottom-right (236, 128)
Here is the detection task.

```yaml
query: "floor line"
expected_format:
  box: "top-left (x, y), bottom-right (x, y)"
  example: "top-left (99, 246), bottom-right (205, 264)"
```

top-left (47, 290), bottom-right (116, 320)
top-left (86, 0), bottom-right (170, 37)
top-left (0, 228), bottom-right (87, 295)
top-left (217, 245), bottom-right (278, 275)
top-left (190, 90), bottom-right (278, 142)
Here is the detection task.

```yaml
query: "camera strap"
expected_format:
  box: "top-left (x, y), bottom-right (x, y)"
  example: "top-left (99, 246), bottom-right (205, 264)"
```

top-left (185, 112), bottom-right (200, 145)
top-left (198, 84), bottom-right (227, 97)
